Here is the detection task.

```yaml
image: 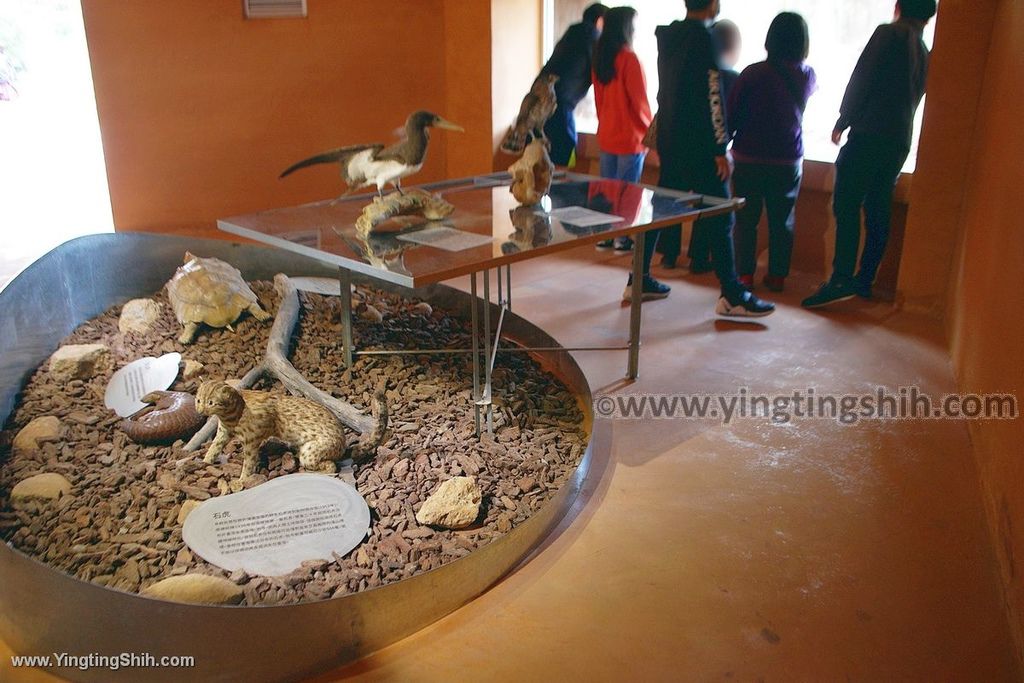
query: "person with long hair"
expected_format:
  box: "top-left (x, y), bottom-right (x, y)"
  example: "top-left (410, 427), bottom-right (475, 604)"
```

top-left (728, 12), bottom-right (817, 293)
top-left (590, 7), bottom-right (663, 300)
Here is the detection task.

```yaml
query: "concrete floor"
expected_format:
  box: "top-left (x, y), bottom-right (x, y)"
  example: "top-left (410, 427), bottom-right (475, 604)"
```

top-left (1, 244), bottom-right (1018, 681)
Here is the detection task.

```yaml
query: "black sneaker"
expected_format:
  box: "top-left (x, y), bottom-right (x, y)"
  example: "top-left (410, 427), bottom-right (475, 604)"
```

top-left (623, 275), bottom-right (672, 302)
top-left (596, 239), bottom-right (614, 251)
top-left (716, 291), bottom-right (775, 317)
top-left (660, 254), bottom-right (678, 269)
top-left (802, 279), bottom-right (858, 308)
top-left (614, 237), bottom-right (634, 252)
top-left (854, 281), bottom-right (872, 299)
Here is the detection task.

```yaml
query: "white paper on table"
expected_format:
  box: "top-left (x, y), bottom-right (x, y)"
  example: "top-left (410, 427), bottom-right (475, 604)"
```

top-left (396, 226), bottom-right (495, 252)
top-left (548, 206), bottom-right (625, 227)
top-left (103, 352), bottom-right (182, 417)
top-left (182, 474), bottom-right (371, 576)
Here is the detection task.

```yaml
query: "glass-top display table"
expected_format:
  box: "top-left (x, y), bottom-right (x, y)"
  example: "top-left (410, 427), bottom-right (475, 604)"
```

top-left (219, 172), bottom-right (742, 433)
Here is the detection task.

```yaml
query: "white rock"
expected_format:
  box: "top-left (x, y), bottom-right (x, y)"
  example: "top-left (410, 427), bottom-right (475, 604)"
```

top-left (11, 473), bottom-right (72, 502)
top-left (142, 574), bottom-right (244, 605)
top-left (360, 305), bottom-right (384, 324)
top-left (48, 343), bottom-right (111, 382)
top-left (415, 477), bottom-right (482, 529)
top-left (182, 359), bottom-right (205, 380)
top-left (177, 499), bottom-right (201, 525)
top-left (12, 416), bottom-right (62, 453)
top-left (118, 298), bottom-right (162, 334)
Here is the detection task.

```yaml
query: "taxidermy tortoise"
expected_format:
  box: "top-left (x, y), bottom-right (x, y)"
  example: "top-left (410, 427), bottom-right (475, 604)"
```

top-left (165, 252), bottom-right (272, 344)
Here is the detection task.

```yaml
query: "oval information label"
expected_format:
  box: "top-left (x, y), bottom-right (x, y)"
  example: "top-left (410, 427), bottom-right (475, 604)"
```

top-left (104, 352), bottom-right (182, 417)
top-left (182, 473), bottom-right (370, 576)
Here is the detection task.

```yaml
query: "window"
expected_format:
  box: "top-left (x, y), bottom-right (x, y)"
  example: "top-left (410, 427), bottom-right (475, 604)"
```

top-left (548, 1), bottom-right (934, 172)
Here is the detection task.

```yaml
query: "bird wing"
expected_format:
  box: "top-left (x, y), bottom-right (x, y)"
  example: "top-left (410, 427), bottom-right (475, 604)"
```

top-left (279, 144), bottom-right (384, 179)
top-left (515, 92), bottom-right (541, 129)
top-left (374, 140), bottom-right (411, 163)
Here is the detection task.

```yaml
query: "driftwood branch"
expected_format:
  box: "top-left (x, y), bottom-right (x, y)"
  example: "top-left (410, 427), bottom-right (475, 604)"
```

top-left (184, 274), bottom-right (388, 458)
top-left (355, 189), bottom-right (455, 236)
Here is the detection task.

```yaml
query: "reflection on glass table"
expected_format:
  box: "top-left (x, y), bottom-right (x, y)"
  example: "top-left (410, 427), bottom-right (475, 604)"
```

top-left (218, 172), bottom-right (743, 434)
top-left (218, 172), bottom-right (739, 289)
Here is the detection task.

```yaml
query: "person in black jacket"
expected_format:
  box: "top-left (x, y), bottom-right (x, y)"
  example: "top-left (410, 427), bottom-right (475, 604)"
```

top-left (685, 18), bottom-right (742, 273)
top-left (539, 3), bottom-right (608, 166)
top-left (803, 0), bottom-right (936, 309)
top-left (647, 0), bottom-right (774, 316)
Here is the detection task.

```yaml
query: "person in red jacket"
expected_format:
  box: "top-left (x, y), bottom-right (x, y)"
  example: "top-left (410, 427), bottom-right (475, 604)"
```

top-left (590, 7), bottom-right (665, 300)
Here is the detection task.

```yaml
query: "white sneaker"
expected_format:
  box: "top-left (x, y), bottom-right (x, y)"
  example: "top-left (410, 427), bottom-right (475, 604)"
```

top-left (715, 292), bottom-right (775, 317)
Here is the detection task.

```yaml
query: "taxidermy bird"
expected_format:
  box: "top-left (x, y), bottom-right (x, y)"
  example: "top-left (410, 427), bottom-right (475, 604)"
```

top-left (500, 73), bottom-right (559, 155)
top-left (279, 111), bottom-right (464, 197)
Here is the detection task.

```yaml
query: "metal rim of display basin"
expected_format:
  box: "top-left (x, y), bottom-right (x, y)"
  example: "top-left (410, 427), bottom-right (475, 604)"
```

top-left (0, 233), bottom-right (596, 683)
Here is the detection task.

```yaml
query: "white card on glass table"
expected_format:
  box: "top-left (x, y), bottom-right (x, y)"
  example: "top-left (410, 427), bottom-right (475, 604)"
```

top-left (182, 474), bottom-right (371, 577)
top-left (548, 206), bottom-right (624, 227)
top-left (396, 226), bottom-right (495, 252)
top-left (103, 352), bottom-right (182, 417)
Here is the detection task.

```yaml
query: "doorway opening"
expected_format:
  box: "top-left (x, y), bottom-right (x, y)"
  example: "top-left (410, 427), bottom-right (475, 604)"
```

top-left (0, 0), bottom-right (113, 287)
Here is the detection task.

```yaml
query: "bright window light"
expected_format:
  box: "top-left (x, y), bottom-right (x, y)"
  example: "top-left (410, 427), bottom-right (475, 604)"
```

top-left (550, 1), bottom-right (934, 173)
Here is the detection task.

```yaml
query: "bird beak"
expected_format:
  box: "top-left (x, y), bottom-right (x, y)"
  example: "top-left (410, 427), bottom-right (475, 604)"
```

top-left (434, 118), bottom-right (465, 132)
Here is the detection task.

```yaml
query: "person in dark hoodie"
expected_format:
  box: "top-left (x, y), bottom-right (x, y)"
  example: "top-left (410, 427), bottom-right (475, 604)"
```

top-left (539, 3), bottom-right (608, 166)
top-left (803, 0), bottom-right (936, 308)
top-left (685, 18), bottom-right (743, 273)
top-left (647, 0), bottom-right (775, 316)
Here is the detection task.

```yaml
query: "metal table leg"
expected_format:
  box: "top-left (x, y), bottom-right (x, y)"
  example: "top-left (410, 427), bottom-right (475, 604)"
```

top-left (481, 269), bottom-right (493, 433)
top-left (338, 266), bottom-right (354, 369)
top-left (470, 272), bottom-right (481, 436)
top-left (505, 264), bottom-right (512, 311)
top-left (627, 230), bottom-right (645, 380)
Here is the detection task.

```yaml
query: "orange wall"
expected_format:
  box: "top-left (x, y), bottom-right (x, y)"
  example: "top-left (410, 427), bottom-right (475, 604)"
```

top-left (443, 0), bottom-right (495, 178)
top-left (82, 0), bottom-right (490, 234)
top-left (899, 0), bottom-right (1000, 315)
top-left (944, 0), bottom-right (1024, 663)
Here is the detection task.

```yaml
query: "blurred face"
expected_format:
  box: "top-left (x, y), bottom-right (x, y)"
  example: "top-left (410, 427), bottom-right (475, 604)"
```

top-left (721, 42), bottom-right (740, 68)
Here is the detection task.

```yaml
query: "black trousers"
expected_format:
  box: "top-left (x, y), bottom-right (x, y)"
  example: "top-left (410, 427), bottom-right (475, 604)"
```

top-left (832, 136), bottom-right (909, 286)
top-left (652, 155), bottom-right (742, 298)
top-left (732, 161), bottom-right (802, 278)
top-left (544, 103), bottom-right (577, 167)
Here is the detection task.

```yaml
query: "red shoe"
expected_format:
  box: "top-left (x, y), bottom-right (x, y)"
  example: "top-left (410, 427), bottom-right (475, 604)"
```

top-left (738, 274), bottom-right (755, 289)
top-left (762, 275), bottom-right (785, 292)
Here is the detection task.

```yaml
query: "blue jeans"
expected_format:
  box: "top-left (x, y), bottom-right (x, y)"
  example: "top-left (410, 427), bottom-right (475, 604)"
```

top-left (600, 151), bottom-right (647, 182)
top-left (544, 103), bottom-right (578, 166)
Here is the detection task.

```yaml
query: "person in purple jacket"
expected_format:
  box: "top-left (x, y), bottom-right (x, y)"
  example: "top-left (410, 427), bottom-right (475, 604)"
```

top-left (727, 12), bottom-right (817, 293)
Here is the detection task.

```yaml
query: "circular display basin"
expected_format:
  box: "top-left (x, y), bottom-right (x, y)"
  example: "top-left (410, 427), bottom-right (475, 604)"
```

top-left (0, 234), bottom-right (594, 682)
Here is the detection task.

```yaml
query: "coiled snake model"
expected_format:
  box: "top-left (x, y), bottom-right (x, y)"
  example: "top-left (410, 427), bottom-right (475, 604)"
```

top-left (120, 391), bottom-right (206, 445)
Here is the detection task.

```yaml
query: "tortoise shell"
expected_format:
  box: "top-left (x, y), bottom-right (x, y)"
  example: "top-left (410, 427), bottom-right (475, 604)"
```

top-left (166, 253), bottom-right (268, 332)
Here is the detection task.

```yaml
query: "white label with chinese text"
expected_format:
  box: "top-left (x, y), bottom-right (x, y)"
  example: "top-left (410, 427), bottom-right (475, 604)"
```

top-left (182, 474), bottom-right (370, 576)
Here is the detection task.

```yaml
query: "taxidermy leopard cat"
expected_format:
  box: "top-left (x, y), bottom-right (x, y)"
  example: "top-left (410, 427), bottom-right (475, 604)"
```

top-left (195, 381), bottom-right (346, 480)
